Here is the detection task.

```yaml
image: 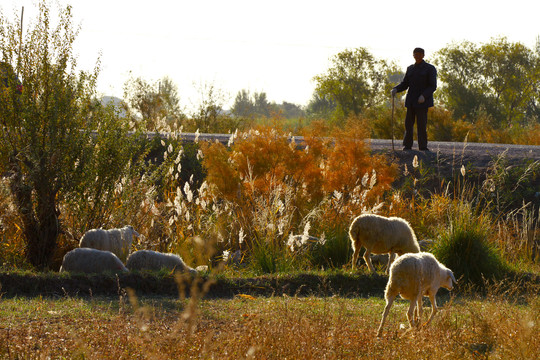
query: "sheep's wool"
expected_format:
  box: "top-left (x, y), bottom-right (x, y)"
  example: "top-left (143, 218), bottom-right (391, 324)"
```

top-left (59, 248), bottom-right (128, 274)
top-left (349, 214), bottom-right (420, 273)
top-left (376, 252), bottom-right (456, 337)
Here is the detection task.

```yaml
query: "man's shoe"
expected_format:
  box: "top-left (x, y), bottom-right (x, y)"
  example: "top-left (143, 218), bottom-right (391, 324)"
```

top-left (419, 147), bottom-right (430, 151)
top-left (403, 147), bottom-right (412, 150)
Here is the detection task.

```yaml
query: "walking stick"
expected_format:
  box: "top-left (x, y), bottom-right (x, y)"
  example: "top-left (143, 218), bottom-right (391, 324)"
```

top-left (391, 94), bottom-right (395, 152)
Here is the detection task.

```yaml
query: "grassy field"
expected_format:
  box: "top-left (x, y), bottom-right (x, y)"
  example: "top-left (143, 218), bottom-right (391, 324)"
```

top-left (0, 281), bottom-right (538, 359)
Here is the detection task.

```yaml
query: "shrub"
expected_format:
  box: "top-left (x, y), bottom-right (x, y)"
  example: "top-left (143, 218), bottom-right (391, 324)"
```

top-left (249, 237), bottom-right (296, 275)
top-left (478, 154), bottom-right (540, 214)
top-left (307, 226), bottom-right (351, 269)
top-left (432, 202), bottom-right (510, 286)
top-left (199, 122), bottom-right (396, 267)
top-left (0, 2), bottom-right (146, 269)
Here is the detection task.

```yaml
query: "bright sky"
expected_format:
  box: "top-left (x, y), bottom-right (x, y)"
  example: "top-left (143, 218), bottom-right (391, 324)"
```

top-left (2, 0), bottom-right (540, 110)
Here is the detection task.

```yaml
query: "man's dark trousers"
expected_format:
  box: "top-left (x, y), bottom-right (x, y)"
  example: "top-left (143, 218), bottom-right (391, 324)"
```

top-left (403, 107), bottom-right (428, 149)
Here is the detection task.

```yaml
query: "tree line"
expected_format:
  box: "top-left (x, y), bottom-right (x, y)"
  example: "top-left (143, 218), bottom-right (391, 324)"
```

top-left (121, 38), bottom-right (540, 133)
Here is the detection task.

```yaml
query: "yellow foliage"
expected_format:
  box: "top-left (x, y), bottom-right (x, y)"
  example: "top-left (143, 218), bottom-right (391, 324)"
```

top-left (202, 122), bottom-right (397, 232)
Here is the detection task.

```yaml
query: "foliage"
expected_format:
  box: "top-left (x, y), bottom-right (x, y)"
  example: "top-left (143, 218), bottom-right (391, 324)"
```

top-left (478, 154), bottom-right (540, 214)
top-left (434, 37), bottom-right (540, 127)
top-left (279, 101), bottom-right (306, 119)
top-left (0, 179), bottom-right (26, 268)
top-left (312, 47), bottom-right (400, 121)
top-left (0, 2), bottom-right (538, 275)
top-left (59, 105), bottom-right (150, 235)
top-left (0, 1), bottom-right (136, 269)
top-left (501, 204), bottom-right (540, 264)
top-left (231, 89), bottom-right (273, 118)
top-left (431, 201), bottom-right (511, 286)
top-left (198, 121), bottom-right (396, 272)
top-left (232, 89), bottom-right (306, 130)
top-left (249, 236), bottom-right (297, 274)
top-left (366, 103), bottom-right (540, 145)
top-left (188, 83), bottom-right (241, 133)
top-left (307, 226), bottom-right (351, 269)
top-left (122, 75), bottom-right (185, 131)
top-left (0, 2), bottom-right (161, 270)
top-left (202, 120), bottom-right (396, 215)
top-left (306, 91), bottom-right (337, 122)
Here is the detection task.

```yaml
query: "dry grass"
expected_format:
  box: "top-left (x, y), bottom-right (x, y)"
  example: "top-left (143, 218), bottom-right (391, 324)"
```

top-left (0, 288), bottom-right (537, 359)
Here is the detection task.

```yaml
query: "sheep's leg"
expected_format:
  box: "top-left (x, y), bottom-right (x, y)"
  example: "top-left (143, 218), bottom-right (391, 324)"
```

top-left (352, 246), bottom-right (360, 270)
top-left (363, 248), bottom-right (376, 273)
top-left (406, 299), bottom-right (418, 331)
top-left (424, 294), bottom-right (438, 327)
top-left (385, 252), bottom-right (396, 274)
top-left (415, 294), bottom-right (423, 327)
top-left (376, 294), bottom-right (395, 337)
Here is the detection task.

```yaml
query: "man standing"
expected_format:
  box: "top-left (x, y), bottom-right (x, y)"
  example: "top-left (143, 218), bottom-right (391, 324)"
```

top-left (391, 48), bottom-right (437, 151)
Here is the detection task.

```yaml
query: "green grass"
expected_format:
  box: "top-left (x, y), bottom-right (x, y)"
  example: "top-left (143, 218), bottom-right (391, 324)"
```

top-left (431, 202), bottom-right (513, 287)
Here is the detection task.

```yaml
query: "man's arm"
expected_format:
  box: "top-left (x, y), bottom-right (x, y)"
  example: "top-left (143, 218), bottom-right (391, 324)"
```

top-left (422, 65), bottom-right (437, 98)
top-left (392, 66), bottom-right (411, 95)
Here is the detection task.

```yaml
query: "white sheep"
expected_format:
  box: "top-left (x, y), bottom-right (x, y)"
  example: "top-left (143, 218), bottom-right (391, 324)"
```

top-left (126, 250), bottom-right (197, 274)
top-left (79, 225), bottom-right (140, 263)
top-left (376, 252), bottom-right (456, 337)
top-left (59, 248), bottom-right (128, 274)
top-left (349, 214), bottom-right (420, 273)
top-left (369, 239), bottom-right (433, 267)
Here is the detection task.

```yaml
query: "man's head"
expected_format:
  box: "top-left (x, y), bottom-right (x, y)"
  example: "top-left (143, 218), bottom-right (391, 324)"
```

top-left (413, 47), bottom-right (425, 64)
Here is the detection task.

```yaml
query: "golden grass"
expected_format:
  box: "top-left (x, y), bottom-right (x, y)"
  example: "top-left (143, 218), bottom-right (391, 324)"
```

top-left (0, 290), bottom-right (537, 359)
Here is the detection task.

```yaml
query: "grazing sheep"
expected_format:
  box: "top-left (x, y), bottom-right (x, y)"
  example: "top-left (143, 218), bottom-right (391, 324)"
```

top-left (79, 225), bottom-right (140, 263)
top-left (349, 214), bottom-right (420, 273)
top-left (59, 248), bottom-right (128, 274)
top-left (126, 250), bottom-right (197, 274)
top-left (376, 252), bottom-right (456, 337)
top-left (369, 239), bottom-right (434, 268)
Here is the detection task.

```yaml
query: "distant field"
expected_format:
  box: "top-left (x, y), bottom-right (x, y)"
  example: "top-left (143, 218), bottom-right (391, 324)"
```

top-left (0, 291), bottom-right (537, 359)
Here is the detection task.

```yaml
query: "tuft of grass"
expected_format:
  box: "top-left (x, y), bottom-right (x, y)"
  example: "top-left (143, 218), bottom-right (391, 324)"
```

top-left (308, 226), bottom-right (352, 269)
top-left (432, 202), bottom-right (511, 287)
top-left (249, 238), bottom-right (301, 275)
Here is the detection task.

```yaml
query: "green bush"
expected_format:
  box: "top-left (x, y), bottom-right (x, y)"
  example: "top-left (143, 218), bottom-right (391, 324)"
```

top-left (432, 204), bottom-right (510, 286)
top-left (308, 227), bottom-right (352, 269)
top-left (249, 239), bottom-right (296, 275)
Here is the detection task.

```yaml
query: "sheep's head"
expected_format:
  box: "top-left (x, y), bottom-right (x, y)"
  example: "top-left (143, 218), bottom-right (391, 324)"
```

top-left (124, 225), bottom-right (140, 238)
top-left (441, 268), bottom-right (457, 290)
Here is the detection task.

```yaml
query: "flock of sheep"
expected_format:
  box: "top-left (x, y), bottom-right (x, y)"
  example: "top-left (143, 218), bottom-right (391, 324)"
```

top-left (59, 214), bottom-right (456, 337)
top-left (59, 225), bottom-right (196, 275)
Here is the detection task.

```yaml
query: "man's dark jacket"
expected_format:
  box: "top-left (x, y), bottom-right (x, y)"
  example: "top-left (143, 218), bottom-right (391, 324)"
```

top-left (394, 60), bottom-right (437, 108)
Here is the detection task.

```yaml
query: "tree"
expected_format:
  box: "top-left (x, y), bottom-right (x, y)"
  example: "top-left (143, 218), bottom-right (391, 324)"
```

top-left (231, 89), bottom-right (255, 118)
top-left (253, 91), bottom-right (272, 117)
top-left (306, 91), bottom-right (337, 120)
top-left (0, 1), bottom-right (140, 269)
top-left (123, 76), bottom-right (184, 131)
top-left (190, 83), bottom-right (241, 133)
top-left (312, 48), bottom-right (397, 119)
top-left (278, 101), bottom-right (305, 119)
top-left (232, 89), bottom-right (303, 120)
top-left (434, 37), bottom-right (540, 126)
